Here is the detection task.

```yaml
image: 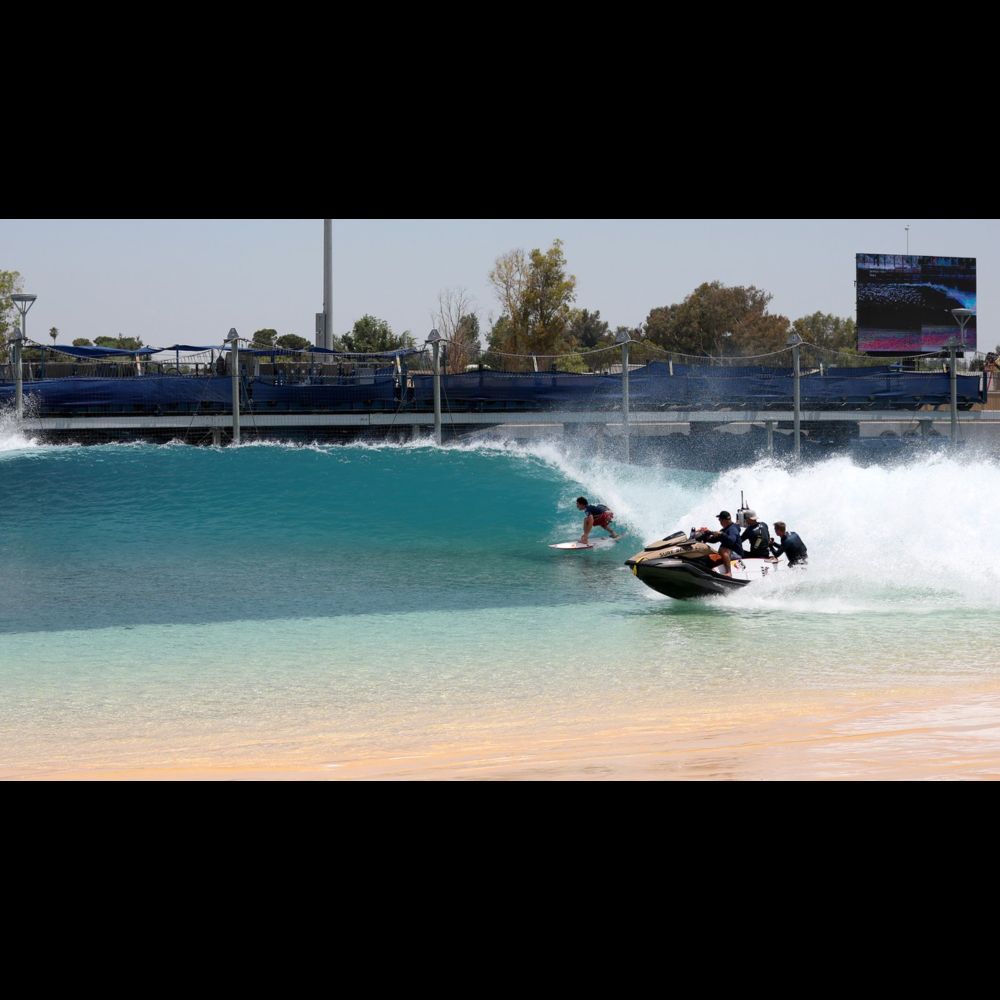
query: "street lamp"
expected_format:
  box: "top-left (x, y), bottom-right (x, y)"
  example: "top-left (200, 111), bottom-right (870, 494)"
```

top-left (10, 293), bottom-right (37, 341)
top-left (950, 307), bottom-right (975, 350)
top-left (786, 332), bottom-right (803, 462)
top-left (427, 329), bottom-right (443, 445)
top-left (615, 329), bottom-right (634, 464)
top-left (943, 308), bottom-right (973, 448)
top-left (8, 295), bottom-right (36, 419)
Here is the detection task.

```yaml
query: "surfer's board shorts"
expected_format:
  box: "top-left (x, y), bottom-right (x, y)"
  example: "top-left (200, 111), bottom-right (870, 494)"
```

top-left (592, 511), bottom-right (614, 528)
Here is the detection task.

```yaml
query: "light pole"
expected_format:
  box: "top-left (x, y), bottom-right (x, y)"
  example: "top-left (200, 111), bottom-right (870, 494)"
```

top-left (615, 328), bottom-right (633, 464)
top-left (226, 328), bottom-right (240, 444)
top-left (947, 308), bottom-right (974, 447)
top-left (10, 294), bottom-right (36, 419)
top-left (950, 307), bottom-right (974, 351)
top-left (427, 329), bottom-right (442, 445)
top-left (905, 225), bottom-right (910, 255)
top-left (10, 293), bottom-right (37, 343)
top-left (787, 332), bottom-right (803, 461)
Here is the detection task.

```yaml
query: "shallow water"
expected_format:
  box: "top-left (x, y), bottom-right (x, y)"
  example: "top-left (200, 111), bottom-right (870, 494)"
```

top-left (2, 421), bottom-right (998, 776)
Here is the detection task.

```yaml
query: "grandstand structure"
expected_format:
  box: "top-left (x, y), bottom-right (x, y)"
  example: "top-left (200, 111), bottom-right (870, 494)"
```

top-left (2, 337), bottom-right (997, 459)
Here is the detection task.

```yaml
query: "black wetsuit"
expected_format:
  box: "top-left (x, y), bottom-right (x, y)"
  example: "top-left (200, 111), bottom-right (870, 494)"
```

top-left (771, 531), bottom-right (807, 566)
top-left (741, 522), bottom-right (771, 559)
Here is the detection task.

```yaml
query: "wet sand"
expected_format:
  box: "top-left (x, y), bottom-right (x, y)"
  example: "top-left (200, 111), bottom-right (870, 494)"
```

top-left (9, 683), bottom-right (1000, 780)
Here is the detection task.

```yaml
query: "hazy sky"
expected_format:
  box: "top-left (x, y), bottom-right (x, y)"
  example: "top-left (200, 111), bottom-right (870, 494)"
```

top-left (2, 219), bottom-right (995, 347)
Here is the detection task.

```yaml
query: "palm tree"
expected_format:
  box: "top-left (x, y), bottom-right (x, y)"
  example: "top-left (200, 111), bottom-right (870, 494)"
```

top-left (49, 326), bottom-right (59, 345)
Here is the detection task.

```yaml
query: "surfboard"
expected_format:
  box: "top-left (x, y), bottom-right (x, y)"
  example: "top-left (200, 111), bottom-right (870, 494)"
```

top-left (549, 541), bottom-right (593, 550)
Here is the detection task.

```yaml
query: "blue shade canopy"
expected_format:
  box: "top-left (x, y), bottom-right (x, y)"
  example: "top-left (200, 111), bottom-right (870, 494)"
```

top-left (43, 344), bottom-right (160, 358)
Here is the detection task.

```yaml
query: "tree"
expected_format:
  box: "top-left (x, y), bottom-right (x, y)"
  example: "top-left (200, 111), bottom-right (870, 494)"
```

top-left (487, 239), bottom-right (577, 362)
top-left (73, 338), bottom-right (93, 347)
top-left (49, 327), bottom-right (59, 346)
top-left (252, 328), bottom-right (278, 349)
top-left (1, 269), bottom-right (23, 362)
top-left (275, 334), bottom-right (311, 351)
top-left (567, 308), bottom-right (611, 350)
top-left (790, 312), bottom-right (857, 354)
top-left (342, 315), bottom-right (414, 354)
top-left (435, 289), bottom-right (480, 372)
top-left (451, 314), bottom-right (481, 372)
top-left (644, 282), bottom-right (790, 358)
top-left (95, 334), bottom-right (144, 350)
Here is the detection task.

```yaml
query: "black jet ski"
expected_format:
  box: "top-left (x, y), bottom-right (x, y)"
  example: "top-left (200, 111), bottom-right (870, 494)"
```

top-left (625, 502), bottom-right (783, 600)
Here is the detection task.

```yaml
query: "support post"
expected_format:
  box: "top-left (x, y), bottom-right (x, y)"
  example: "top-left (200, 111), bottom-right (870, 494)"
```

top-left (226, 328), bottom-right (240, 445)
top-left (9, 294), bottom-right (36, 421)
top-left (616, 329), bottom-right (632, 464)
top-left (947, 311), bottom-right (974, 448)
top-left (787, 333), bottom-right (802, 462)
top-left (949, 341), bottom-right (958, 446)
top-left (12, 331), bottom-right (24, 420)
top-left (324, 219), bottom-right (333, 350)
top-left (428, 329), bottom-right (442, 445)
top-left (766, 420), bottom-right (774, 456)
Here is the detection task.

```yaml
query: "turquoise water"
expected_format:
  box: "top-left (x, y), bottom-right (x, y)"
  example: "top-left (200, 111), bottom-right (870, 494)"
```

top-left (3, 426), bottom-right (1000, 775)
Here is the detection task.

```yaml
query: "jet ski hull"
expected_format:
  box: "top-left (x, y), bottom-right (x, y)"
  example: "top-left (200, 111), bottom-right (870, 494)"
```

top-left (627, 557), bottom-right (751, 600)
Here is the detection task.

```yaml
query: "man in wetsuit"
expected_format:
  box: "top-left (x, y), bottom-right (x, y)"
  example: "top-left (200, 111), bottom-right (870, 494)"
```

top-left (701, 510), bottom-right (744, 576)
top-left (576, 497), bottom-right (621, 544)
top-left (740, 509), bottom-right (772, 559)
top-left (770, 522), bottom-right (808, 566)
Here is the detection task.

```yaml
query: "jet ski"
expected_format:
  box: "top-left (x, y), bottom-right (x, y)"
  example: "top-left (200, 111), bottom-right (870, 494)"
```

top-left (625, 500), bottom-right (783, 600)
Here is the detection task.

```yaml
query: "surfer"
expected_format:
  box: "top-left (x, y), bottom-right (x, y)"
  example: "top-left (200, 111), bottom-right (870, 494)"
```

top-left (576, 497), bottom-right (620, 545)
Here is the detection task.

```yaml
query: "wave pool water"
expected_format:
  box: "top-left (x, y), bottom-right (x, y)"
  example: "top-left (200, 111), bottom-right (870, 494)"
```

top-left (2, 428), bottom-right (998, 776)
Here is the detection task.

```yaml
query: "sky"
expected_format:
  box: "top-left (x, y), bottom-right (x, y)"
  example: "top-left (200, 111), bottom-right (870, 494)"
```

top-left (1, 219), bottom-right (996, 348)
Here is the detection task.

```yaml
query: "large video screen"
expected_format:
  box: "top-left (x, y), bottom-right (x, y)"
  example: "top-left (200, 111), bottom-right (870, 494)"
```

top-left (856, 253), bottom-right (976, 354)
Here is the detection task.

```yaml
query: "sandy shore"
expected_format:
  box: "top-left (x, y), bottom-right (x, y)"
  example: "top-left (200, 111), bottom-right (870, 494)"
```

top-left (9, 683), bottom-right (1000, 780)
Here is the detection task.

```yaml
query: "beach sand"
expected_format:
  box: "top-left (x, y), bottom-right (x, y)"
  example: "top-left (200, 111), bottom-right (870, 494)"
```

top-left (9, 683), bottom-right (1000, 780)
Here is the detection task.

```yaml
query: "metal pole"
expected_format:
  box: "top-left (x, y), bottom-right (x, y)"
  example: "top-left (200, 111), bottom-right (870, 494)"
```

top-left (949, 343), bottom-right (958, 446)
top-left (791, 338), bottom-right (801, 461)
top-left (12, 332), bottom-right (24, 420)
top-left (324, 219), bottom-right (333, 350)
top-left (432, 339), bottom-right (442, 445)
top-left (622, 339), bottom-right (631, 464)
top-left (766, 420), bottom-right (774, 456)
top-left (227, 329), bottom-right (240, 444)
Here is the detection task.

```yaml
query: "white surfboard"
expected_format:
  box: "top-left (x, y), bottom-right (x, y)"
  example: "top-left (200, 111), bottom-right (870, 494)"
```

top-left (549, 541), bottom-right (593, 550)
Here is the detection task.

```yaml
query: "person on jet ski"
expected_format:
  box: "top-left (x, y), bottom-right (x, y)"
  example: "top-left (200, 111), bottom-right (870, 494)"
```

top-left (770, 522), bottom-right (807, 566)
top-left (700, 510), bottom-right (744, 576)
top-left (739, 510), bottom-right (771, 559)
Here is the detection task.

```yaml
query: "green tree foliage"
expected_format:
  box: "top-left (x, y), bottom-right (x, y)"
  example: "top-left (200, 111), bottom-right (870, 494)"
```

top-left (567, 308), bottom-right (611, 350)
top-left (73, 338), bottom-right (93, 347)
top-left (95, 334), bottom-right (144, 350)
top-left (342, 315), bottom-right (414, 354)
top-left (1, 269), bottom-right (23, 361)
top-left (644, 282), bottom-right (790, 358)
top-left (449, 313), bottom-right (480, 372)
top-left (49, 326), bottom-right (59, 344)
top-left (790, 312), bottom-right (857, 354)
top-left (252, 328), bottom-right (278, 349)
top-left (557, 353), bottom-right (588, 373)
top-left (487, 239), bottom-right (578, 360)
top-left (276, 334), bottom-right (311, 351)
